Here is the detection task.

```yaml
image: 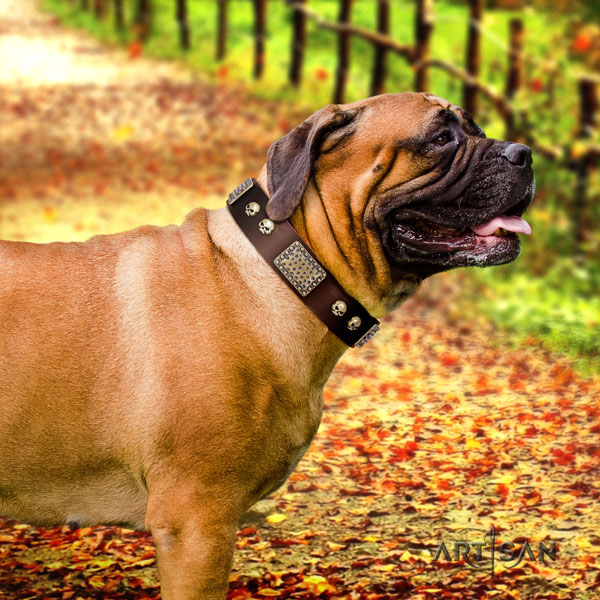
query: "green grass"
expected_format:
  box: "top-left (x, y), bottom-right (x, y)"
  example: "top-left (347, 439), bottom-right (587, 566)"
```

top-left (462, 259), bottom-right (600, 377)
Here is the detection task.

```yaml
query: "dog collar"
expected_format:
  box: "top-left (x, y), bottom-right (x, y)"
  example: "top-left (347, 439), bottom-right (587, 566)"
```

top-left (226, 178), bottom-right (380, 348)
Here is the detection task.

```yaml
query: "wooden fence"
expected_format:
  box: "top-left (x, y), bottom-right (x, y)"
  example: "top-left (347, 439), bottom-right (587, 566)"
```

top-left (74, 0), bottom-right (598, 244)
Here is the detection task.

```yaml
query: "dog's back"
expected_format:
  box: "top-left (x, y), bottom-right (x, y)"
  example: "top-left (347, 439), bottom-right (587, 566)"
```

top-left (0, 226), bottom-right (183, 528)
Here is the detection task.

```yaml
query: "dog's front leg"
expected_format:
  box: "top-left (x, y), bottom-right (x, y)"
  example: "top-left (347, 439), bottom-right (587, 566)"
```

top-left (146, 483), bottom-right (239, 600)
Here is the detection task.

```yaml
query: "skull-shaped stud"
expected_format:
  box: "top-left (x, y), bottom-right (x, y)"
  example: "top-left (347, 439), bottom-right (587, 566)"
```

top-left (331, 300), bottom-right (347, 316)
top-left (347, 316), bottom-right (361, 331)
top-left (258, 219), bottom-right (275, 235)
top-left (245, 201), bottom-right (260, 217)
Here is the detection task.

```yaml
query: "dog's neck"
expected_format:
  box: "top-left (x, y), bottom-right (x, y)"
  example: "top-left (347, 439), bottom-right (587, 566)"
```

top-left (205, 197), bottom-right (347, 388)
top-left (288, 180), bottom-right (420, 317)
top-left (257, 167), bottom-right (390, 317)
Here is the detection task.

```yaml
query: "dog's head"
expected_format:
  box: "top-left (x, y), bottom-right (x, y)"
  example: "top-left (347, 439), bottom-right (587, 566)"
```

top-left (262, 93), bottom-right (534, 316)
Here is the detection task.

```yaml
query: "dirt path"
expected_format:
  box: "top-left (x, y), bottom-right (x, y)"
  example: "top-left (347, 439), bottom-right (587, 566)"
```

top-left (0, 2), bottom-right (599, 599)
top-left (0, 0), bottom-right (308, 244)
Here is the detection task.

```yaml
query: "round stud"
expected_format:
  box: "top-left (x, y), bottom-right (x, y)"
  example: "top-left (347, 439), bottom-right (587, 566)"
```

top-left (245, 201), bottom-right (260, 217)
top-left (347, 316), bottom-right (361, 331)
top-left (258, 219), bottom-right (275, 235)
top-left (331, 300), bottom-right (347, 317)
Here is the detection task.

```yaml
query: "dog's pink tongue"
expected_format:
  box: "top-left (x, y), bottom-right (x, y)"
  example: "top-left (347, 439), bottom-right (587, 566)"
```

top-left (471, 215), bottom-right (532, 236)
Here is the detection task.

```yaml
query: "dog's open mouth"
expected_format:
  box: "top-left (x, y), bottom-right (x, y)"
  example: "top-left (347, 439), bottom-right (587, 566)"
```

top-left (388, 208), bottom-right (532, 277)
top-left (392, 213), bottom-right (531, 254)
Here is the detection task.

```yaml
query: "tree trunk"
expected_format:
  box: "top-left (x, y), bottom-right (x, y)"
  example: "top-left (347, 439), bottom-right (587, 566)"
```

top-left (176, 0), bottom-right (191, 50)
top-left (93, 0), bottom-right (107, 19)
top-left (216, 0), bottom-right (228, 60)
top-left (136, 0), bottom-right (152, 40)
top-left (114, 0), bottom-right (124, 30)
top-left (371, 0), bottom-right (389, 96)
top-left (289, 0), bottom-right (307, 87)
top-left (573, 78), bottom-right (598, 247)
top-left (414, 0), bottom-right (433, 92)
top-left (463, 0), bottom-right (483, 116)
top-left (504, 18), bottom-right (523, 139)
top-left (505, 18), bottom-right (523, 98)
top-left (253, 0), bottom-right (267, 79)
top-left (333, 0), bottom-right (353, 104)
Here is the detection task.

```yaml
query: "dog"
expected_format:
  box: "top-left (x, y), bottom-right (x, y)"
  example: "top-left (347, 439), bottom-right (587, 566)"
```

top-left (0, 93), bottom-right (534, 599)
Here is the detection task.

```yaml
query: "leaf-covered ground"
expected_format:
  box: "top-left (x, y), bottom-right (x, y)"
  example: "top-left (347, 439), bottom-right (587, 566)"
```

top-left (1, 2), bottom-right (599, 599)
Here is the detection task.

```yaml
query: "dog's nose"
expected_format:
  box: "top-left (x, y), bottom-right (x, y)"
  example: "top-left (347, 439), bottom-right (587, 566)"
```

top-left (501, 143), bottom-right (532, 167)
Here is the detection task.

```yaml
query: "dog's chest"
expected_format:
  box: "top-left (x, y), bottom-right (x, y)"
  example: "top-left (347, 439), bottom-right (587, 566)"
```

top-left (258, 442), bottom-right (311, 500)
top-left (252, 387), bottom-right (323, 501)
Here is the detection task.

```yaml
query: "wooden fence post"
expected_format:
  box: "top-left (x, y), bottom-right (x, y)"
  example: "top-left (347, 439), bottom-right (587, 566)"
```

top-left (216, 0), bottom-right (228, 60)
top-left (135, 0), bottom-right (152, 40)
top-left (573, 78), bottom-right (598, 247)
top-left (333, 0), bottom-right (353, 104)
top-left (414, 0), bottom-right (433, 92)
top-left (176, 0), bottom-right (191, 50)
top-left (371, 0), bottom-right (389, 96)
top-left (289, 0), bottom-right (307, 87)
top-left (253, 0), bottom-right (267, 79)
top-left (464, 0), bottom-right (483, 117)
top-left (505, 18), bottom-right (523, 139)
top-left (114, 0), bottom-right (124, 30)
top-left (579, 78), bottom-right (598, 135)
top-left (93, 0), bottom-right (106, 19)
top-left (505, 18), bottom-right (523, 98)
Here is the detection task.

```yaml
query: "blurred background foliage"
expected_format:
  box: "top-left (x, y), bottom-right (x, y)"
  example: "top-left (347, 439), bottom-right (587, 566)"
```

top-left (41, 0), bottom-right (600, 371)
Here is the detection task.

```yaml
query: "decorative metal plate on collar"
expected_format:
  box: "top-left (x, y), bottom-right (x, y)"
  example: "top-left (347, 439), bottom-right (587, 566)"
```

top-left (227, 178), bottom-right (255, 205)
top-left (274, 241), bottom-right (327, 297)
top-left (355, 323), bottom-right (381, 348)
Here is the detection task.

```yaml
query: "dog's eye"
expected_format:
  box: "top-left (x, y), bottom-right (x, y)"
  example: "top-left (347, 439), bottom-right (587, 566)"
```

top-left (433, 132), bottom-right (453, 146)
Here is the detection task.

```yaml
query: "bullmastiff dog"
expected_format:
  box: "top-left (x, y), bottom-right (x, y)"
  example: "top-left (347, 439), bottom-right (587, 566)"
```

top-left (0, 93), bottom-right (534, 599)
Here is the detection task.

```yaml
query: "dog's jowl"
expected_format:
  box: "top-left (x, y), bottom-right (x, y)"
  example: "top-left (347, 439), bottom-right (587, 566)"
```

top-left (0, 93), bottom-right (534, 600)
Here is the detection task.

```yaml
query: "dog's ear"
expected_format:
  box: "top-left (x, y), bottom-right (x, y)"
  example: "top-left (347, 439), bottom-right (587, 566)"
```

top-left (265, 105), bottom-right (358, 222)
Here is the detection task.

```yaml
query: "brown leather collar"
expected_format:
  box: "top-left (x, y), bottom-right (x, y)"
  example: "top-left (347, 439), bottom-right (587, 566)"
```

top-left (226, 178), bottom-right (380, 348)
